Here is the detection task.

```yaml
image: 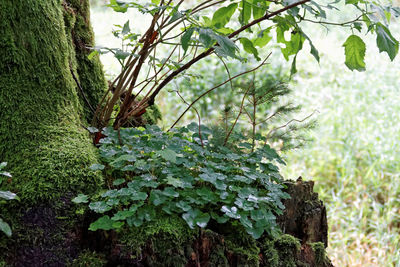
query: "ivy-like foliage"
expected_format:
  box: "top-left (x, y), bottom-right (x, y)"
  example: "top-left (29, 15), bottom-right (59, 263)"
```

top-left (0, 162), bottom-right (19, 237)
top-left (74, 124), bottom-right (290, 239)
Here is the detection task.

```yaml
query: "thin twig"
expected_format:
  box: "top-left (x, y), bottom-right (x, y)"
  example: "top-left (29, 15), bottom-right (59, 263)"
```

top-left (266, 109), bottom-right (318, 140)
top-left (169, 54), bottom-right (271, 130)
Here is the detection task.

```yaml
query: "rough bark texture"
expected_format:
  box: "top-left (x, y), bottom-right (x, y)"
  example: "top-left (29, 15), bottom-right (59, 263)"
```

top-left (0, 1), bottom-right (331, 266)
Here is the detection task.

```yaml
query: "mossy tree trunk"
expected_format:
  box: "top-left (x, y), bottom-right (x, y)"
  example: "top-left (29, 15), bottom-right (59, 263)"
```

top-left (0, 0), bottom-right (106, 264)
top-left (0, 1), bottom-right (332, 266)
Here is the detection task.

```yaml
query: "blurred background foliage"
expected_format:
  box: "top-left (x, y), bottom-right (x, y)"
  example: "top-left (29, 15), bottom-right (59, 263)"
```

top-left (89, 1), bottom-right (400, 266)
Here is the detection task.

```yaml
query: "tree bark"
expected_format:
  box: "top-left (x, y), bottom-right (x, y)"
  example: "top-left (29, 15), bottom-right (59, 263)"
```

top-left (0, 0), bottom-right (106, 264)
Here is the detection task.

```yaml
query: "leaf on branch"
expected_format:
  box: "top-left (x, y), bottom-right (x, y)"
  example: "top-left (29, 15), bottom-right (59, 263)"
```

top-left (343, 35), bottom-right (366, 71)
top-left (212, 3), bottom-right (237, 29)
top-left (122, 20), bottom-right (130, 35)
top-left (254, 28), bottom-right (272, 48)
top-left (239, 0), bottom-right (252, 26)
top-left (376, 23), bottom-right (399, 61)
top-left (240, 38), bottom-right (261, 61)
top-left (181, 27), bottom-right (195, 53)
top-left (214, 34), bottom-right (239, 58)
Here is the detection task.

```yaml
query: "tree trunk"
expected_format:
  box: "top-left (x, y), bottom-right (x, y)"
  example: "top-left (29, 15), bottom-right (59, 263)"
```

top-left (0, 1), bottom-right (332, 266)
top-left (0, 0), bottom-right (106, 264)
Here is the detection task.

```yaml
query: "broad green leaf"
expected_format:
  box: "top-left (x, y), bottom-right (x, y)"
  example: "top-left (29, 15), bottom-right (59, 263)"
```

top-left (181, 28), bottom-right (195, 52)
top-left (107, 0), bottom-right (129, 13)
top-left (113, 178), bottom-right (125, 186)
top-left (0, 162), bottom-right (7, 169)
top-left (214, 34), bottom-right (238, 58)
top-left (0, 191), bottom-right (18, 200)
top-left (246, 226), bottom-right (264, 239)
top-left (158, 149), bottom-right (177, 163)
top-left (89, 201), bottom-right (111, 213)
top-left (240, 38), bottom-right (261, 61)
top-left (89, 216), bottom-right (123, 231)
top-left (253, 0), bottom-right (268, 19)
top-left (89, 163), bottom-right (105, 171)
top-left (111, 210), bottom-right (135, 221)
top-left (162, 187), bottom-right (179, 197)
top-left (72, 194), bottom-right (89, 204)
top-left (254, 29), bottom-right (272, 48)
top-left (239, 0), bottom-right (252, 26)
top-left (0, 218), bottom-right (11, 237)
top-left (211, 3), bottom-right (237, 29)
top-left (376, 23), bottom-right (399, 61)
top-left (196, 213), bottom-right (210, 228)
top-left (198, 28), bottom-right (215, 48)
top-left (343, 35), bottom-right (366, 71)
top-left (115, 49), bottom-right (130, 61)
top-left (281, 32), bottom-right (305, 61)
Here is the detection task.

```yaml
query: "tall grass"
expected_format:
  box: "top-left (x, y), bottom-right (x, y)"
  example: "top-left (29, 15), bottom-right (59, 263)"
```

top-left (283, 23), bottom-right (400, 266)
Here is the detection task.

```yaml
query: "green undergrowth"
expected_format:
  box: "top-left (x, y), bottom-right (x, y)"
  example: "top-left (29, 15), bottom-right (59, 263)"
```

top-left (75, 124), bottom-right (289, 239)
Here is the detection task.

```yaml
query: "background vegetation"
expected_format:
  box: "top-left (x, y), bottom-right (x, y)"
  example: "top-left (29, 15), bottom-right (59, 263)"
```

top-left (89, 1), bottom-right (400, 266)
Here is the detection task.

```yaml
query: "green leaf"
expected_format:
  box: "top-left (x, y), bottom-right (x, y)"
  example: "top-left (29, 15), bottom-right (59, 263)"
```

top-left (281, 32), bottom-right (305, 61)
top-left (253, 0), bottom-right (268, 19)
top-left (246, 226), bottom-right (264, 239)
top-left (107, 0), bottom-right (129, 13)
top-left (211, 3), bottom-right (237, 29)
top-left (196, 213), bottom-right (210, 228)
top-left (112, 210), bottom-right (135, 221)
top-left (290, 55), bottom-right (297, 76)
top-left (181, 27), bottom-right (195, 53)
top-left (198, 28), bottom-right (215, 48)
top-left (376, 23), bottom-right (399, 61)
top-left (115, 49), bottom-right (130, 61)
top-left (0, 191), bottom-right (18, 200)
top-left (89, 216), bottom-right (123, 231)
top-left (158, 149), bottom-right (177, 163)
top-left (88, 50), bottom-right (99, 60)
top-left (254, 29), bottom-right (272, 48)
top-left (89, 164), bottom-right (105, 171)
top-left (113, 179), bottom-right (125, 186)
top-left (89, 201), bottom-right (111, 213)
top-left (240, 38), bottom-right (261, 61)
top-left (239, 0), bottom-right (251, 26)
top-left (0, 218), bottom-right (12, 237)
top-left (214, 34), bottom-right (238, 58)
top-left (72, 194), bottom-right (89, 204)
top-left (122, 20), bottom-right (130, 35)
top-left (343, 35), bottom-right (366, 71)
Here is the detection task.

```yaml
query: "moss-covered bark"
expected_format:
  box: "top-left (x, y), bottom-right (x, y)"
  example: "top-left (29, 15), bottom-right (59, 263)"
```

top-left (0, 0), bottom-right (106, 264)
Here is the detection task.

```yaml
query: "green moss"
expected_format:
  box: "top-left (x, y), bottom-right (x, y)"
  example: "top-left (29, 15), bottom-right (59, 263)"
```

top-left (0, 0), bottom-right (104, 203)
top-left (0, 0), bottom-right (105, 264)
top-left (311, 242), bottom-right (327, 266)
top-left (118, 217), bottom-right (197, 265)
top-left (260, 239), bottom-right (279, 267)
top-left (68, 250), bottom-right (107, 267)
top-left (63, 0), bottom-right (108, 122)
top-left (274, 234), bottom-right (301, 267)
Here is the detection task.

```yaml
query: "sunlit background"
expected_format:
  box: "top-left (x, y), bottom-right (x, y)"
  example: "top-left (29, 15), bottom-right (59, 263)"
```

top-left (89, 1), bottom-right (400, 266)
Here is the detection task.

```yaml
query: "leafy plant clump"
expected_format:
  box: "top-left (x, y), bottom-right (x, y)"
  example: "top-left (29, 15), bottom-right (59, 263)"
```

top-left (74, 124), bottom-right (290, 239)
top-left (0, 162), bottom-right (19, 237)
